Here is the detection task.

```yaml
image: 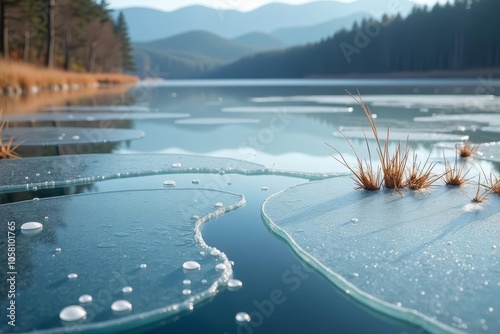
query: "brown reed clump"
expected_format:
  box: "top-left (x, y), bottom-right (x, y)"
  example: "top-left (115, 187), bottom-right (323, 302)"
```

top-left (327, 127), bottom-right (382, 191)
top-left (486, 173), bottom-right (500, 194)
top-left (472, 175), bottom-right (489, 203)
top-left (347, 91), bottom-right (411, 190)
top-left (406, 153), bottom-right (439, 190)
top-left (443, 154), bottom-right (470, 187)
top-left (0, 111), bottom-right (21, 159)
top-left (456, 140), bottom-right (480, 158)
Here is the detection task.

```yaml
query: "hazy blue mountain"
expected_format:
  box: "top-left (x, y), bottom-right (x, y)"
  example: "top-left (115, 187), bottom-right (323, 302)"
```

top-left (119, 0), bottom-right (415, 42)
top-left (232, 32), bottom-right (286, 50)
top-left (134, 31), bottom-right (258, 62)
top-left (273, 12), bottom-right (371, 46)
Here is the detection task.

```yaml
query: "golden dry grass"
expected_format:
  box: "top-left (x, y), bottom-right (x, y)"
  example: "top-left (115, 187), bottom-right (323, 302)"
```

top-left (486, 173), bottom-right (500, 194)
top-left (472, 175), bottom-right (489, 203)
top-left (328, 90), bottom-right (443, 192)
top-left (406, 153), bottom-right (439, 190)
top-left (0, 59), bottom-right (138, 93)
top-left (327, 128), bottom-right (382, 191)
top-left (0, 111), bottom-right (21, 159)
top-left (443, 154), bottom-right (470, 186)
top-left (456, 140), bottom-right (480, 158)
top-left (348, 91), bottom-right (411, 190)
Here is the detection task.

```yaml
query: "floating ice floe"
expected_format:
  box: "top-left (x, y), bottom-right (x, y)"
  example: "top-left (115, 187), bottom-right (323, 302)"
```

top-left (0, 154), bottom-right (266, 194)
top-left (262, 176), bottom-right (500, 334)
top-left (5, 113), bottom-right (189, 123)
top-left (175, 118), bottom-right (260, 125)
top-left (0, 127), bottom-right (144, 147)
top-left (333, 127), bottom-right (468, 142)
top-left (0, 188), bottom-right (244, 333)
top-left (251, 95), bottom-right (500, 111)
top-left (222, 106), bottom-right (353, 113)
top-left (414, 113), bottom-right (500, 128)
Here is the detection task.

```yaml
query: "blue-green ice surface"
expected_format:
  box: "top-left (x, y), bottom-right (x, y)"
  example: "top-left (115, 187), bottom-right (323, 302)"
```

top-left (0, 154), bottom-right (335, 194)
top-left (1, 127), bottom-right (144, 147)
top-left (0, 188), bottom-right (244, 333)
top-left (263, 176), bottom-right (500, 334)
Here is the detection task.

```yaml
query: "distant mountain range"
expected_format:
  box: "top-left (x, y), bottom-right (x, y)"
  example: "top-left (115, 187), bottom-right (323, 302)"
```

top-left (120, 0), bottom-right (417, 78)
top-left (120, 1), bottom-right (414, 42)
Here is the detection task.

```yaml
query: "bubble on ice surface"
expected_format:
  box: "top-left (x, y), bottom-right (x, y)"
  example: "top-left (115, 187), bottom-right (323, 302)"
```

top-left (78, 294), bottom-right (93, 304)
top-left (163, 180), bottom-right (176, 187)
top-left (261, 186), bottom-right (269, 191)
top-left (201, 279), bottom-right (208, 285)
top-left (59, 305), bottom-right (87, 322)
top-left (55, 248), bottom-right (62, 252)
top-left (210, 248), bottom-right (221, 256)
top-left (172, 163), bottom-right (182, 168)
top-left (183, 261), bottom-right (201, 271)
top-left (215, 263), bottom-right (227, 271)
top-left (122, 286), bottom-right (133, 294)
top-left (351, 218), bottom-right (359, 223)
top-left (182, 289), bottom-right (192, 296)
top-left (139, 263), bottom-right (147, 269)
top-left (111, 300), bottom-right (132, 312)
top-left (214, 202), bottom-right (224, 208)
top-left (21, 222), bottom-right (43, 232)
top-left (192, 179), bottom-right (200, 184)
top-left (183, 279), bottom-right (191, 285)
top-left (67, 273), bottom-right (78, 280)
top-left (227, 279), bottom-right (243, 291)
top-left (235, 312), bottom-right (251, 323)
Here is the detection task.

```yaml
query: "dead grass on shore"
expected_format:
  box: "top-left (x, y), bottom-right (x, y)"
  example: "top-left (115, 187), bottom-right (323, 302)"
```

top-left (0, 59), bottom-right (138, 92)
top-left (0, 111), bottom-right (20, 159)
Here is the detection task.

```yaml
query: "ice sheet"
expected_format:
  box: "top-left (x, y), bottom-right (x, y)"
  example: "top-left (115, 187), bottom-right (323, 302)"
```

top-left (222, 106), bottom-right (353, 113)
top-left (0, 189), bottom-right (244, 333)
top-left (0, 154), bottom-right (266, 193)
top-left (251, 95), bottom-right (500, 111)
top-left (476, 142), bottom-right (500, 163)
top-left (414, 114), bottom-right (500, 127)
top-left (175, 118), bottom-right (260, 125)
top-left (333, 127), bottom-right (468, 142)
top-left (5, 113), bottom-right (190, 122)
top-left (262, 176), bottom-right (500, 334)
top-left (1, 127), bottom-right (144, 146)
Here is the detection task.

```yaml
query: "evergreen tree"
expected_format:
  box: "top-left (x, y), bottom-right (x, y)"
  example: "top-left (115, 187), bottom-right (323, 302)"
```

top-left (115, 11), bottom-right (136, 71)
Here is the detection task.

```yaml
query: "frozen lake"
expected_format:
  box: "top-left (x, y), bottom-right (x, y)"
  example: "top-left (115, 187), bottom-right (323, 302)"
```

top-left (1, 78), bottom-right (500, 334)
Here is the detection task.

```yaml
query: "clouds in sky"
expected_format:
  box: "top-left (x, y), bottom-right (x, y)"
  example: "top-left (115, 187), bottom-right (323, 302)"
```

top-left (108, 0), bottom-right (446, 13)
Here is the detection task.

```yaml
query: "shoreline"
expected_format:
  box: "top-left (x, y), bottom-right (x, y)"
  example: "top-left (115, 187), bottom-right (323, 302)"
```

top-left (0, 59), bottom-right (139, 96)
top-left (306, 68), bottom-right (500, 79)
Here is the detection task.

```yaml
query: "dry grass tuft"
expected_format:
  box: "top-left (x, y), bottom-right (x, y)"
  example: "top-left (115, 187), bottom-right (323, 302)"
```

top-left (486, 173), bottom-right (500, 194)
top-left (443, 154), bottom-right (470, 187)
top-left (0, 111), bottom-right (21, 159)
top-left (406, 153), bottom-right (439, 190)
top-left (326, 128), bottom-right (382, 191)
top-left (472, 175), bottom-right (489, 203)
top-left (347, 91), bottom-right (411, 190)
top-left (456, 140), bottom-right (480, 158)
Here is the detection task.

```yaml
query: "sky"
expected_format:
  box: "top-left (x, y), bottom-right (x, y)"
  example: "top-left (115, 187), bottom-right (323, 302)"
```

top-left (108, 0), bottom-right (449, 13)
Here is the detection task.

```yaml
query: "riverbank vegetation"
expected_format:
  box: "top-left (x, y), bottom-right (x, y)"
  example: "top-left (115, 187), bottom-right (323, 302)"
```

top-left (0, 0), bottom-right (137, 91)
top-left (0, 59), bottom-right (138, 93)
